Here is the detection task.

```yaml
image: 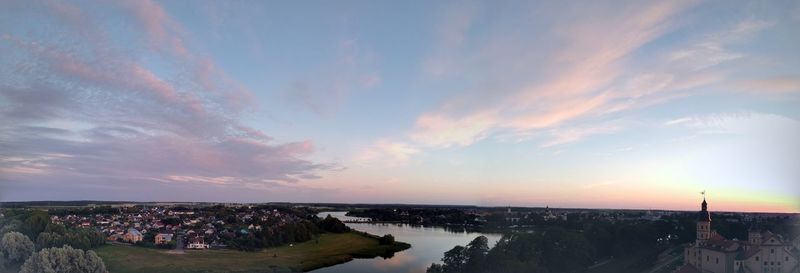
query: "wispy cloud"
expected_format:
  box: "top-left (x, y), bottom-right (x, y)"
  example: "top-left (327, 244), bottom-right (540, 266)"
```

top-left (365, 1), bottom-right (783, 164)
top-left (661, 111), bottom-right (800, 197)
top-left (386, 1), bottom-right (700, 156)
top-left (0, 1), bottom-right (329, 199)
top-left (669, 19), bottom-right (773, 71)
top-left (540, 124), bottom-right (622, 148)
top-left (120, 0), bottom-right (254, 111)
top-left (354, 140), bottom-right (420, 166)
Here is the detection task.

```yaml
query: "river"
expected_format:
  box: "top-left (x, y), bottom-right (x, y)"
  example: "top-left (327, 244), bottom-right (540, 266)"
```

top-left (314, 211), bottom-right (502, 273)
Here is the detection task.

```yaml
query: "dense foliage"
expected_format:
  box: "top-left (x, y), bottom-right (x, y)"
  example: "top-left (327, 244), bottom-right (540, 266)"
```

top-left (425, 218), bottom-right (688, 273)
top-left (0, 209), bottom-right (108, 272)
top-left (1, 232), bottom-right (34, 266)
top-left (428, 229), bottom-right (593, 273)
top-left (317, 215), bottom-right (350, 233)
top-left (35, 228), bottom-right (105, 251)
top-left (19, 246), bottom-right (107, 273)
top-left (378, 234), bottom-right (395, 245)
top-left (227, 220), bottom-right (320, 251)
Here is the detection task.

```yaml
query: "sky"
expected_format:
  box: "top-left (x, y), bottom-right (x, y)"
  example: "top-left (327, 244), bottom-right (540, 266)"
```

top-left (1, 0), bottom-right (799, 213)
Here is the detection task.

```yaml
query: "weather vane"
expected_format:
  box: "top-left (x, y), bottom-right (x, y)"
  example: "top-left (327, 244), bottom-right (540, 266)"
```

top-left (701, 190), bottom-right (706, 199)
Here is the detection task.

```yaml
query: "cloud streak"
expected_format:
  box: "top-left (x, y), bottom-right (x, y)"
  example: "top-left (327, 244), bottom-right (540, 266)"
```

top-left (0, 0), bottom-right (328, 200)
top-left (363, 1), bottom-right (703, 157)
top-left (363, 1), bottom-right (782, 164)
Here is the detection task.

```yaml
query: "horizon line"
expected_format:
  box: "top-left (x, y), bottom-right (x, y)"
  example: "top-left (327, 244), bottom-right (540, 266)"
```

top-left (2, 199), bottom-right (797, 214)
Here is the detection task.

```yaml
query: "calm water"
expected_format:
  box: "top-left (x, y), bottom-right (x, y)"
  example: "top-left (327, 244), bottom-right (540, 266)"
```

top-left (314, 211), bottom-right (502, 273)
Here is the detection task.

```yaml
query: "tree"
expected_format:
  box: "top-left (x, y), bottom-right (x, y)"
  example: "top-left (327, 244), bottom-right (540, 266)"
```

top-left (1, 231), bottom-right (35, 265)
top-left (19, 245), bottom-right (108, 273)
top-left (0, 219), bottom-right (22, 236)
top-left (464, 236), bottom-right (489, 273)
top-left (63, 228), bottom-right (105, 250)
top-left (36, 232), bottom-right (65, 250)
top-left (426, 263), bottom-right (445, 273)
top-left (22, 211), bottom-right (49, 240)
top-left (318, 215), bottom-right (350, 233)
top-left (378, 234), bottom-right (395, 245)
top-left (44, 223), bottom-right (67, 235)
top-left (441, 245), bottom-right (467, 273)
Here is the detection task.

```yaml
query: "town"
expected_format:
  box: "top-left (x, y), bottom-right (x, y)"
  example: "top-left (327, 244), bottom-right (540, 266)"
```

top-left (35, 203), bottom-right (325, 251)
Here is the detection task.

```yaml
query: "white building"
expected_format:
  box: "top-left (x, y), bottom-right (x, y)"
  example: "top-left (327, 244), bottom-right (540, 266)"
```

top-left (187, 236), bottom-right (209, 249)
top-left (675, 198), bottom-right (800, 273)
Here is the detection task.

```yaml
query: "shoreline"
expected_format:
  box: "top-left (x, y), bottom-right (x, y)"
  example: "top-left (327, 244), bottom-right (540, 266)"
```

top-left (96, 231), bottom-right (410, 273)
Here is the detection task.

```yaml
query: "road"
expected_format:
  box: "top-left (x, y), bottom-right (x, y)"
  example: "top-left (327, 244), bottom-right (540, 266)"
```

top-left (166, 235), bottom-right (185, 254)
top-left (645, 247), bottom-right (682, 273)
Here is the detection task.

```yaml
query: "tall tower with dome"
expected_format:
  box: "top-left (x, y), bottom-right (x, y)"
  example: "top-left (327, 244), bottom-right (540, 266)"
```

top-left (696, 194), bottom-right (711, 244)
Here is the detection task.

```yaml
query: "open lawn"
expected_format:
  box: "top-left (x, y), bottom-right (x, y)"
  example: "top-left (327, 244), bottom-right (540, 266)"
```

top-left (96, 232), bottom-right (410, 273)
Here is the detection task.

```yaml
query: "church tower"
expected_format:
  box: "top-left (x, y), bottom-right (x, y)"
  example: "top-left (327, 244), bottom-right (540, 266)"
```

top-left (696, 196), bottom-right (711, 244)
top-left (748, 228), bottom-right (762, 245)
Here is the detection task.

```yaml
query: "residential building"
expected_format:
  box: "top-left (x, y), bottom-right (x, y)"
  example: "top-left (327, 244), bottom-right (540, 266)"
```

top-left (155, 232), bottom-right (174, 245)
top-left (124, 228), bottom-right (143, 243)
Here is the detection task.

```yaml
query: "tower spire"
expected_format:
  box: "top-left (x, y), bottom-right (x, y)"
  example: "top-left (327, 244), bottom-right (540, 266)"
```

top-left (696, 191), bottom-right (712, 243)
top-left (700, 190), bottom-right (707, 212)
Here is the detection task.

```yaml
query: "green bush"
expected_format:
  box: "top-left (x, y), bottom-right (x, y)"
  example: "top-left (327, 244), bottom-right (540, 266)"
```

top-left (20, 245), bottom-right (107, 273)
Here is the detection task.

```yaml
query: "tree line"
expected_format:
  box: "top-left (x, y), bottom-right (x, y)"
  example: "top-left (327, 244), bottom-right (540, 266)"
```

top-left (427, 229), bottom-right (594, 273)
top-left (225, 213), bottom-right (350, 251)
top-left (427, 220), bottom-right (687, 273)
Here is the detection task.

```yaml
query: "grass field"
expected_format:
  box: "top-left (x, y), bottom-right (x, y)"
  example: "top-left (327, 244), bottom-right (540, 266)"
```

top-left (96, 232), bottom-right (410, 273)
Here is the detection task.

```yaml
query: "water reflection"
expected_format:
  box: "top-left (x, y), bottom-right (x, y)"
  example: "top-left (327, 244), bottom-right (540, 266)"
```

top-left (313, 212), bottom-right (502, 273)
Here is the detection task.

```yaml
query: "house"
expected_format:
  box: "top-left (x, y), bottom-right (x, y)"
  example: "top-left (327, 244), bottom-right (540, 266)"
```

top-left (186, 236), bottom-right (209, 249)
top-left (155, 232), bottom-right (174, 245)
top-left (107, 234), bottom-right (122, 242)
top-left (123, 228), bottom-right (143, 243)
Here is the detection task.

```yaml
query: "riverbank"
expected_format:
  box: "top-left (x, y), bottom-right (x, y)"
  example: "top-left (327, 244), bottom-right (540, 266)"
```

top-left (96, 232), bottom-right (410, 273)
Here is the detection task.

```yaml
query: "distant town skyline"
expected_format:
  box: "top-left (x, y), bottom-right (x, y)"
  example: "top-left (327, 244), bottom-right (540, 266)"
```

top-left (1, 0), bottom-right (798, 213)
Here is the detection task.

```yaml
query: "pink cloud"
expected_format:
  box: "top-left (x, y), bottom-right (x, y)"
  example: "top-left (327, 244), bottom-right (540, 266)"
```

top-left (0, 0), bottom-right (330, 196)
top-left (410, 111), bottom-right (497, 148)
top-left (355, 140), bottom-right (420, 165)
top-left (117, 0), bottom-right (254, 111)
top-left (402, 1), bottom-right (710, 151)
top-left (7, 36), bottom-right (206, 117)
top-left (540, 124), bottom-right (621, 148)
top-left (121, 0), bottom-right (189, 57)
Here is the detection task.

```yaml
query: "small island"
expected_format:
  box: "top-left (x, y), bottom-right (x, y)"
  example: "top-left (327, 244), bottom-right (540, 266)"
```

top-left (96, 231), bottom-right (410, 273)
